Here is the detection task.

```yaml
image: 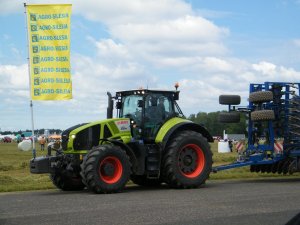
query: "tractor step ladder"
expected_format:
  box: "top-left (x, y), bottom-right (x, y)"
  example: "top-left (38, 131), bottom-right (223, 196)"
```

top-left (145, 144), bottom-right (161, 179)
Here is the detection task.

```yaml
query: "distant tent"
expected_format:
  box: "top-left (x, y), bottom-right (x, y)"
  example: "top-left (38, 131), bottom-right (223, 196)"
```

top-left (15, 134), bottom-right (22, 142)
top-left (22, 132), bottom-right (32, 137)
top-left (48, 134), bottom-right (61, 140)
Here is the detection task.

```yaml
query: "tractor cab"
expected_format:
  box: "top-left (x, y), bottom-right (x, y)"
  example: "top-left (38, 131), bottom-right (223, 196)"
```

top-left (114, 89), bottom-right (183, 141)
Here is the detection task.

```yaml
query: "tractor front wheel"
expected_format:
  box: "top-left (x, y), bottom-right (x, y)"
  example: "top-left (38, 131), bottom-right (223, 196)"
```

top-left (81, 145), bottom-right (131, 194)
top-left (50, 170), bottom-right (85, 191)
top-left (162, 130), bottom-right (212, 188)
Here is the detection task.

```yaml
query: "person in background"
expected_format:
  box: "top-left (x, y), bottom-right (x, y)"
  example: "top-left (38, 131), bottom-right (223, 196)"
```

top-left (39, 136), bottom-right (46, 151)
top-left (228, 139), bottom-right (233, 152)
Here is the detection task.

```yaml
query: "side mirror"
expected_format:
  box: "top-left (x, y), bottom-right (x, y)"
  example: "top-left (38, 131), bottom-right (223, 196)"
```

top-left (174, 91), bottom-right (179, 100)
top-left (138, 100), bottom-right (144, 108)
top-left (116, 101), bottom-right (122, 109)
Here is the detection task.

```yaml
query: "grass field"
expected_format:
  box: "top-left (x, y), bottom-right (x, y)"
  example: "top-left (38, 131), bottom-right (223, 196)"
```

top-left (1, 142), bottom-right (299, 192)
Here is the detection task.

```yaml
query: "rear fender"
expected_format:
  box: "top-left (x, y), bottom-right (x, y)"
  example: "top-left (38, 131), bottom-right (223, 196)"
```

top-left (155, 118), bottom-right (213, 149)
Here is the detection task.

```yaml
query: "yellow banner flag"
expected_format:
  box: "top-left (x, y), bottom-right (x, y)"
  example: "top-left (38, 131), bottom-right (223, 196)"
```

top-left (26, 4), bottom-right (72, 100)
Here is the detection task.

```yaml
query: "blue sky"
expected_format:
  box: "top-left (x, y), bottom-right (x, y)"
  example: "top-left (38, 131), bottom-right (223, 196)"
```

top-left (0, 0), bottom-right (299, 132)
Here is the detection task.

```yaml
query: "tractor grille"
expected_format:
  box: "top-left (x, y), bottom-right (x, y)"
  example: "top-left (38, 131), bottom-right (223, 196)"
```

top-left (61, 123), bottom-right (87, 151)
top-left (73, 125), bottom-right (101, 150)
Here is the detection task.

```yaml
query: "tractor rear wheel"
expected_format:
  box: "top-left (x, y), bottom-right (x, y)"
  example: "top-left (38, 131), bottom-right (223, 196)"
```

top-left (81, 145), bottom-right (131, 194)
top-left (50, 170), bottom-right (85, 191)
top-left (130, 175), bottom-right (162, 187)
top-left (162, 130), bottom-right (212, 188)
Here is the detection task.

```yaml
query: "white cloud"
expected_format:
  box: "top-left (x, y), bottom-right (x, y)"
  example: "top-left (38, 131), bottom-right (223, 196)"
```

top-left (201, 57), bottom-right (234, 72)
top-left (108, 15), bottom-right (229, 63)
top-left (293, 39), bottom-right (300, 47)
top-left (252, 61), bottom-right (277, 75)
top-left (0, 1), bottom-right (23, 14)
top-left (94, 39), bottom-right (131, 61)
top-left (74, 0), bottom-right (192, 24)
top-left (1, 0), bottom-right (300, 130)
top-left (111, 15), bottom-right (228, 43)
top-left (0, 64), bottom-right (28, 90)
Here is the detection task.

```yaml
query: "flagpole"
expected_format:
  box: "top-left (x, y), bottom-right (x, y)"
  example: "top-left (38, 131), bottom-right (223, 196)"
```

top-left (24, 3), bottom-right (36, 158)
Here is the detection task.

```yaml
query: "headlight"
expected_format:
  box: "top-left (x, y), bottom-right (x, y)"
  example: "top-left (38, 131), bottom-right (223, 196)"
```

top-left (71, 134), bottom-right (76, 139)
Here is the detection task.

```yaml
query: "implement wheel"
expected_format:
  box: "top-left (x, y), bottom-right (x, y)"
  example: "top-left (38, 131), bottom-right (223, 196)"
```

top-left (249, 91), bottom-right (273, 103)
top-left (219, 95), bottom-right (241, 105)
top-left (219, 112), bottom-right (240, 123)
top-left (251, 110), bottom-right (275, 121)
top-left (81, 145), bottom-right (131, 194)
top-left (162, 130), bottom-right (212, 188)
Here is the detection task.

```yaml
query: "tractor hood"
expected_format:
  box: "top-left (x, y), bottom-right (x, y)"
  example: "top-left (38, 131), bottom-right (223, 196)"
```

top-left (62, 118), bottom-right (132, 154)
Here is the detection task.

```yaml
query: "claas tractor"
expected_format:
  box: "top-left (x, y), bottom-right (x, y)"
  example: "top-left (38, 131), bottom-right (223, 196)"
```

top-left (30, 85), bottom-right (213, 193)
top-left (214, 81), bottom-right (300, 174)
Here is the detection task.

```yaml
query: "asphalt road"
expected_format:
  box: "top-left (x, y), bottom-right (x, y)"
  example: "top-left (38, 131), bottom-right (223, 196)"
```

top-left (0, 178), bottom-right (300, 225)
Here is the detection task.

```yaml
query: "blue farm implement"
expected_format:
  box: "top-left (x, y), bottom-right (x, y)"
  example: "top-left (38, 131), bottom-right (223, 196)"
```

top-left (214, 82), bottom-right (300, 174)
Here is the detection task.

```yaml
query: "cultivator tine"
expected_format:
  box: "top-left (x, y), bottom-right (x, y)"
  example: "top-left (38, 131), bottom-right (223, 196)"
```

top-left (289, 124), bottom-right (300, 129)
top-left (277, 161), bottom-right (284, 174)
top-left (289, 84), bottom-right (299, 89)
top-left (249, 161), bottom-right (297, 175)
top-left (288, 160), bottom-right (297, 175)
top-left (271, 162), bottom-right (278, 173)
top-left (289, 109), bottom-right (300, 114)
top-left (282, 159), bottom-right (291, 174)
top-left (255, 165), bottom-right (261, 172)
top-left (289, 115), bottom-right (300, 121)
top-left (266, 164), bottom-right (272, 173)
top-left (260, 164), bottom-right (267, 173)
top-left (250, 165), bottom-right (256, 172)
top-left (287, 91), bottom-right (296, 96)
top-left (289, 131), bottom-right (300, 137)
top-left (289, 99), bottom-right (300, 105)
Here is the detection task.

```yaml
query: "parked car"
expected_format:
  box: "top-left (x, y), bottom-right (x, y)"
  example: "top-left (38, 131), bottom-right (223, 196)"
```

top-left (3, 136), bottom-right (12, 143)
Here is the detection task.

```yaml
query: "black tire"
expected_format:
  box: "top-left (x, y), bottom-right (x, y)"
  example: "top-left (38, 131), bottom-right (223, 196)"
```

top-left (50, 170), bottom-right (85, 191)
top-left (81, 145), bottom-right (131, 194)
top-left (130, 175), bottom-right (162, 187)
top-left (251, 110), bottom-right (275, 121)
top-left (162, 130), bottom-right (212, 188)
top-left (219, 95), bottom-right (241, 105)
top-left (218, 112), bottom-right (240, 123)
top-left (249, 91), bottom-right (273, 103)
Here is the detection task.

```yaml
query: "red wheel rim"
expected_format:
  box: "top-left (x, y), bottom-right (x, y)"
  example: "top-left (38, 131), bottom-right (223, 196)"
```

top-left (178, 144), bottom-right (205, 178)
top-left (99, 156), bottom-right (123, 184)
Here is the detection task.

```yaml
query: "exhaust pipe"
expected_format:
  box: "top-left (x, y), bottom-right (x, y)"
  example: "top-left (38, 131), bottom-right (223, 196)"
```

top-left (107, 92), bottom-right (113, 119)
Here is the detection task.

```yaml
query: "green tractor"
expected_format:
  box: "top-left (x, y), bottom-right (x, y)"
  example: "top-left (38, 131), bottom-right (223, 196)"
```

top-left (30, 86), bottom-right (213, 193)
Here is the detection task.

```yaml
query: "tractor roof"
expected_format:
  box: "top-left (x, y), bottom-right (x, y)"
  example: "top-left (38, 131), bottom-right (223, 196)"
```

top-left (116, 89), bottom-right (179, 97)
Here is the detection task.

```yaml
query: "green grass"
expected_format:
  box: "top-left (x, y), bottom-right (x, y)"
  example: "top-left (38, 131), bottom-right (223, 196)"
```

top-left (0, 142), bottom-right (299, 192)
top-left (0, 142), bottom-right (54, 192)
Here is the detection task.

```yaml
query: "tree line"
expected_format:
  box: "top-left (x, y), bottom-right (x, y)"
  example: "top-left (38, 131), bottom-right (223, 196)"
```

top-left (1, 111), bottom-right (247, 137)
top-left (0, 129), bottom-right (62, 136)
top-left (188, 111), bottom-right (247, 136)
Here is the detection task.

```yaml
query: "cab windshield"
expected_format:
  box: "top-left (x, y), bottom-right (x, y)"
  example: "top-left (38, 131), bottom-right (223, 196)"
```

top-left (120, 95), bottom-right (143, 126)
